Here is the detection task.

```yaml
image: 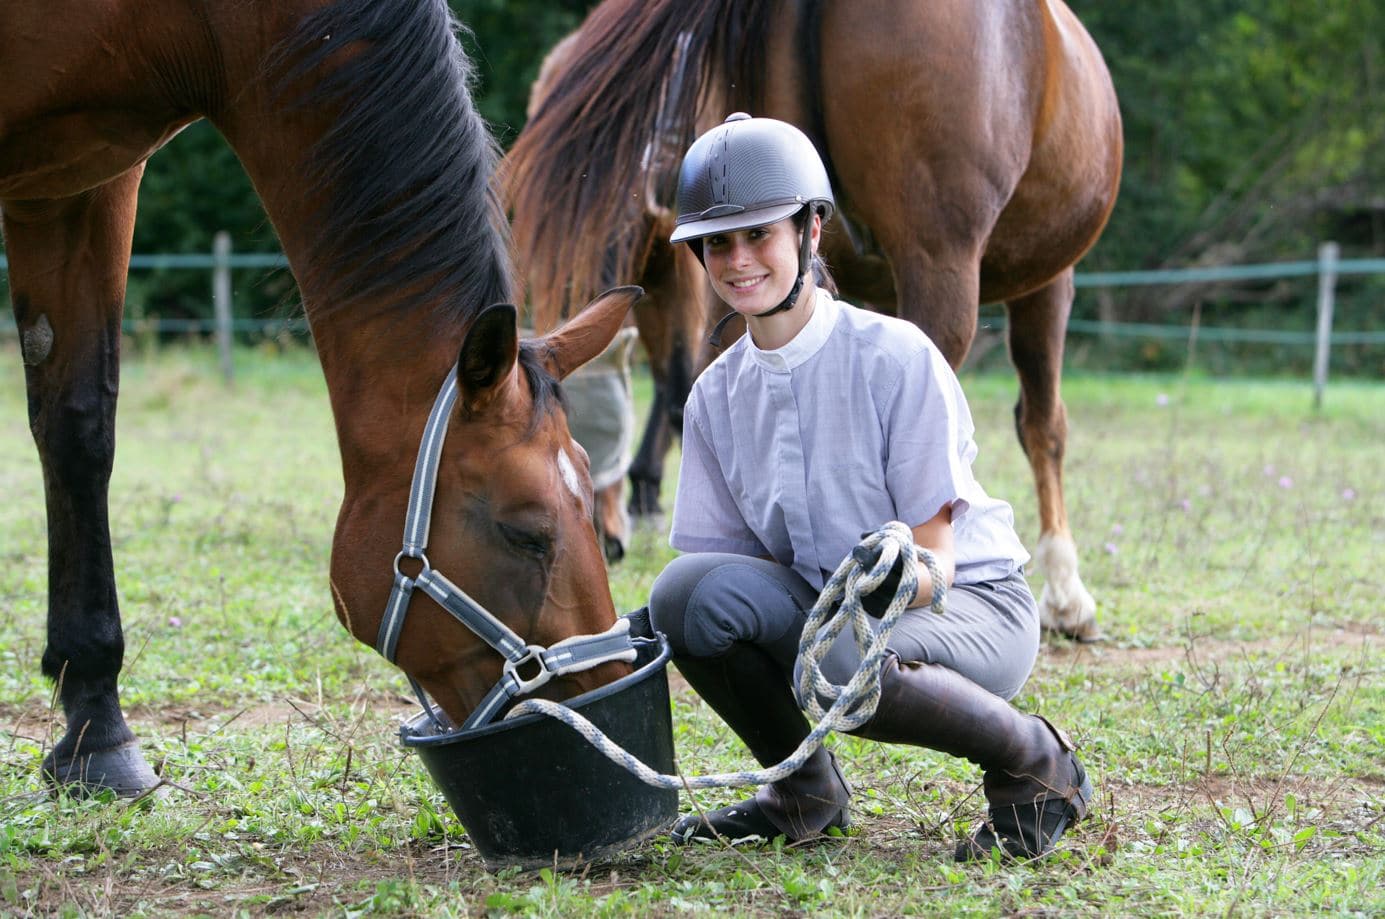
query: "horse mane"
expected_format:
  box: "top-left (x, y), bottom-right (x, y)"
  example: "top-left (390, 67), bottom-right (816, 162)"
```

top-left (268, 0), bottom-right (513, 326)
top-left (503, 0), bottom-right (777, 328)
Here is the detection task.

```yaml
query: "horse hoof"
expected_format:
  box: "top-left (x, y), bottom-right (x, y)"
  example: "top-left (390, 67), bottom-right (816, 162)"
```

top-left (1037, 580), bottom-right (1101, 641)
top-left (42, 740), bottom-right (162, 799)
top-left (1033, 534), bottom-right (1100, 641)
top-left (1038, 592), bottom-right (1102, 642)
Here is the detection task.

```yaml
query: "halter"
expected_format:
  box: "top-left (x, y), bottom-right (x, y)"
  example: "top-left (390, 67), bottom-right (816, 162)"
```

top-left (375, 364), bottom-right (640, 733)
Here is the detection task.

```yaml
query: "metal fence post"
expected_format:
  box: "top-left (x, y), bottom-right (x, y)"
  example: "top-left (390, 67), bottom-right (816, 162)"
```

top-left (213, 231), bottom-right (234, 385)
top-left (1312, 241), bottom-right (1339, 411)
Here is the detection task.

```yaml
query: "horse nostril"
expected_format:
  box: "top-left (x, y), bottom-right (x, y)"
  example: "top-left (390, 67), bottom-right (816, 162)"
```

top-left (603, 535), bottom-right (625, 564)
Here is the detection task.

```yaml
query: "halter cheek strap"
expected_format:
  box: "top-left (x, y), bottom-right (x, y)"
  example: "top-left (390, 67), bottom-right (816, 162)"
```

top-left (375, 363), bottom-right (640, 732)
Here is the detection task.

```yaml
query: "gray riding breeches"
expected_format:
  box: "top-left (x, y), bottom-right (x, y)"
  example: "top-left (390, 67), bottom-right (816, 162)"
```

top-left (648, 553), bottom-right (1040, 701)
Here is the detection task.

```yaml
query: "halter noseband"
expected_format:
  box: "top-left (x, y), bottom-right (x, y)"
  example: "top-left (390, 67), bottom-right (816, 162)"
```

top-left (375, 363), bottom-right (640, 733)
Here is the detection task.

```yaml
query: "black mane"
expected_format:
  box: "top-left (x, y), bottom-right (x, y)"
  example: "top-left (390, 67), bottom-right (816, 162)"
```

top-left (269, 0), bottom-right (512, 325)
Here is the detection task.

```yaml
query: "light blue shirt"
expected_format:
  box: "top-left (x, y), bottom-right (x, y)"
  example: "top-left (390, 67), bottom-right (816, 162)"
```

top-left (670, 290), bottom-right (1030, 591)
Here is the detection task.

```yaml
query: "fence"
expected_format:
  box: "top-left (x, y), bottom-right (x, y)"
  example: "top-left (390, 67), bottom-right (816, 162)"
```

top-left (2, 236), bottom-right (1384, 402)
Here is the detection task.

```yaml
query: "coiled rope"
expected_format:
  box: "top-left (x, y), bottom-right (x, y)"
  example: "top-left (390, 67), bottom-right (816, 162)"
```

top-left (505, 521), bottom-right (945, 790)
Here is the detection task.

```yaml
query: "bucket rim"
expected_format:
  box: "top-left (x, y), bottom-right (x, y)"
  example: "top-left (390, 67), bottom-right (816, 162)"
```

top-left (399, 633), bottom-right (670, 747)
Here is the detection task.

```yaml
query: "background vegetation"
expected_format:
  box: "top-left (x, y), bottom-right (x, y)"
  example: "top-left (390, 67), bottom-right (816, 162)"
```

top-left (1, 347), bottom-right (1381, 915)
top-left (4, 1), bottom-right (1378, 377)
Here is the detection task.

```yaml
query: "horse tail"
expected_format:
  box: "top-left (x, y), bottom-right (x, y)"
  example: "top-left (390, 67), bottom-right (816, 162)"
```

top-left (503, 0), bottom-right (776, 329)
top-left (801, 0), bottom-right (830, 168)
top-left (797, 0), bottom-right (868, 256)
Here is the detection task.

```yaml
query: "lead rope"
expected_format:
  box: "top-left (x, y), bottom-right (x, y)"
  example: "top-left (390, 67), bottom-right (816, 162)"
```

top-left (505, 521), bottom-right (945, 791)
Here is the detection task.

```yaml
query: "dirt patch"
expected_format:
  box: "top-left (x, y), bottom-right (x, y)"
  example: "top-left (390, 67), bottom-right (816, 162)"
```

top-left (1040, 622), bottom-right (1378, 672)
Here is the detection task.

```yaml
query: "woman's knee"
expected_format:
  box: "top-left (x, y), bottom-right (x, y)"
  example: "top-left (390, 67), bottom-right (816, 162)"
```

top-left (649, 555), bottom-right (804, 659)
top-left (648, 555), bottom-right (709, 656)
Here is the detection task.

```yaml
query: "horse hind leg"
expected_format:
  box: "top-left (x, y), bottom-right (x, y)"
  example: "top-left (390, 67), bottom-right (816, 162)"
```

top-left (4, 168), bottom-right (161, 796)
top-left (1005, 269), bottom-right (1100, 641)
top-left (626, 311), bottom-right (693, 519)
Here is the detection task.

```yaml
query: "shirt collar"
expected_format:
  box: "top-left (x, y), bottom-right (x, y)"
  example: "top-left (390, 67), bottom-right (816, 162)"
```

top-left (748, 289), bottom-right (840, 372)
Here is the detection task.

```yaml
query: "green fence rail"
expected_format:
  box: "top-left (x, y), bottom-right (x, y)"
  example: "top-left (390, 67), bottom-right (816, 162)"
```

top-left (3, 251), bottom-right (1381, 343)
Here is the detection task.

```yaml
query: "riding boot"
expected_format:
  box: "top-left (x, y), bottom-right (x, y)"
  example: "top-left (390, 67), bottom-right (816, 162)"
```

top-left (670, 642), bottom-right (850, 844)
top-left (851, 653), bottom-right (1093, 860)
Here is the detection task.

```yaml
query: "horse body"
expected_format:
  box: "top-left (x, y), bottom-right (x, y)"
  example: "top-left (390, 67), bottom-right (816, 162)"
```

top-left (507, 0), bottom-right (1122, 639)
top-left (3, 0), bottom-right (632, 796)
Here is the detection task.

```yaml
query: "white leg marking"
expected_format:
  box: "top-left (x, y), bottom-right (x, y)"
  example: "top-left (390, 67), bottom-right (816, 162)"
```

top-left (1033, 532), bottom-right (1099, 640)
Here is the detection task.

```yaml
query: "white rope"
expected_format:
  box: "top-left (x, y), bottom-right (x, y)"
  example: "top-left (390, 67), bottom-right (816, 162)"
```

top-left (504, 521), bottom-right (946, 790)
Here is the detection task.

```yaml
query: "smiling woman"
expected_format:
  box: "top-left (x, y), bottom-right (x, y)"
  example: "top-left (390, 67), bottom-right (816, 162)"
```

top-left (0, 0), bottom-right (639, 799)
top-left (650, 113), bottom-right (1093, 862)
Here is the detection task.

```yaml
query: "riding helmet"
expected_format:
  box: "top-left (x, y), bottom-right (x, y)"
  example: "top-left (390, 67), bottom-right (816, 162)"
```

top-left (670, 113), bottom-right (835, 246)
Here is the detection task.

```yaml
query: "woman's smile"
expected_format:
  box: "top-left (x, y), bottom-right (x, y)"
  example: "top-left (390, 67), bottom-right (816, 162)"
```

top-left (705, 221), bottom-right (800, 316)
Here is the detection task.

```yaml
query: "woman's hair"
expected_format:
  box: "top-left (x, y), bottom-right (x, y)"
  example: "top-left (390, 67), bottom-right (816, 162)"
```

top-left (792, 206), bottom-right (838, 295)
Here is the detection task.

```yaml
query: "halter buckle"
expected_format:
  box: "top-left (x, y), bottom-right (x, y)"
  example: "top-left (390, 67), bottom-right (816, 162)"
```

top-left (503, 645), bottom-right (555, 696)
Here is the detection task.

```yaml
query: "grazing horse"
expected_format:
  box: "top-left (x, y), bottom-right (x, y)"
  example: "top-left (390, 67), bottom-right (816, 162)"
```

top-left (504, 0), bottom-right (1123, 640)
top-left (1, 0), bottom-right (636, 797)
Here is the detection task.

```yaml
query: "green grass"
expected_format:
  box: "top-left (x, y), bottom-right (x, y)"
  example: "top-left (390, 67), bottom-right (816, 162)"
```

top-left (1, 342), bottom-right (1381, 916)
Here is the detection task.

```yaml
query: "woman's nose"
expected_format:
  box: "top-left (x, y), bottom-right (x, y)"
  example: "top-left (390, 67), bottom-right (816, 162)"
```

top-left (726, 238), bottom-right (752, 266)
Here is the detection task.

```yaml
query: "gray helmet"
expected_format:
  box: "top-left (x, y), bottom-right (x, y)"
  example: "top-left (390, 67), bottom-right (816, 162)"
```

top-left (670, 113), bottom-right (835, 245)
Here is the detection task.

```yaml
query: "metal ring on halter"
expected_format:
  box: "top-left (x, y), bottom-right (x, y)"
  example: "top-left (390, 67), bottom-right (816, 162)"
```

top-left (503, 645), bottom-right (555, 696)
top-left (393, 549), bottom-right (430, 579)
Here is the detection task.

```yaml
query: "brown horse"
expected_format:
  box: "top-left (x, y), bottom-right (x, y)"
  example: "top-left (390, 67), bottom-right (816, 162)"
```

top-left (505, 0), bottom-right (1123, 640)
top-left (1, 0), bottom-right (635, 797)
top-left (513, 36), bottom-right (713, 554)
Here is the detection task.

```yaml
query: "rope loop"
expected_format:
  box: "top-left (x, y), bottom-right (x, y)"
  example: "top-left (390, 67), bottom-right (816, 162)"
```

top-left (504, 522), bottom-right (946, 791)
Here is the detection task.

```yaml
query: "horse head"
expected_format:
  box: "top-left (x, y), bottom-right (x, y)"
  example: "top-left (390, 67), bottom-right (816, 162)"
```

top-left (328, 287), bottom-right (642, 726)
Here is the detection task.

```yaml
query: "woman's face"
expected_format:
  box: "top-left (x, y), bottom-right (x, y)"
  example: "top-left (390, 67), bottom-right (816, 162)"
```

top-left (702, 216), bottom-right (806, 317)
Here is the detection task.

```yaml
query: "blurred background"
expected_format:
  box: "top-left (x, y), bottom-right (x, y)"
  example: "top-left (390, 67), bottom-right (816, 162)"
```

top-left (3, 0), bottom-right (1381, 378)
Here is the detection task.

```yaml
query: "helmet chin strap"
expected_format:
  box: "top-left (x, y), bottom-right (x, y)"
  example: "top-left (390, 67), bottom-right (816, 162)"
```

top-left (708, 214), bottom-right (815, 348)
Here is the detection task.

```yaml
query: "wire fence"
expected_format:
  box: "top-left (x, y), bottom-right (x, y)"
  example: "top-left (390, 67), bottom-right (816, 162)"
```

top-left (3, 244), bottom-right (1382, 340)
top-left (3, 238), bottom-right (1383, 403)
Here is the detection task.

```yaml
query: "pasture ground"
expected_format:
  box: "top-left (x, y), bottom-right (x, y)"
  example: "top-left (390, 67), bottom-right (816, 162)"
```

top-left (1, 341), bottom-right (1381, 917)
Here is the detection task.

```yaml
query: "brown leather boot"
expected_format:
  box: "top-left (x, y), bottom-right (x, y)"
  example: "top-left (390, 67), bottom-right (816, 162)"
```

top-left (670, 642), bottom-right (850, 844)
top-left (851, 653), bottom-right (1092, 860)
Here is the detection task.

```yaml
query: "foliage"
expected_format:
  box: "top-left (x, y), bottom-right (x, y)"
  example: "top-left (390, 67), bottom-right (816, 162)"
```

top-left (1, 345), bottom-right (1382, 915)
top-left (1071, 1), bottom-right (1385, 333)
top-left (2, 2), bottom-right (1382, 375)
top-left (448, 0), bottom-right (594, 143)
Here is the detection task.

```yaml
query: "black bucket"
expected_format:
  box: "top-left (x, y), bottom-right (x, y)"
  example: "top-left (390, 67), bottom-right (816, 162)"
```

top-left (400, 636), bottom-right (678, 869)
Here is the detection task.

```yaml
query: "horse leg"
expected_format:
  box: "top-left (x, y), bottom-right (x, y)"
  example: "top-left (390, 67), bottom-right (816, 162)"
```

top-left (3, 168), bottom-right (160, 796)
top-left (628, 298), bottom-right (695, 518)
top-left (1005, 270), bottom-right (1099, 641)
top-left (627, 378), bottom-right (671, 517)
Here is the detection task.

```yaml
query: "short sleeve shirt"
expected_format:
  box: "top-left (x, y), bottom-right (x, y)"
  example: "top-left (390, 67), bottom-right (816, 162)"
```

top-left (670, 290), bottom-right (1030, 591)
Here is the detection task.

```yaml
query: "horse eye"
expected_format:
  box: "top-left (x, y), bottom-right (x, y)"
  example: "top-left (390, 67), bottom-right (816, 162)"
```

top-left (497, 522), bottom-right (553, 558)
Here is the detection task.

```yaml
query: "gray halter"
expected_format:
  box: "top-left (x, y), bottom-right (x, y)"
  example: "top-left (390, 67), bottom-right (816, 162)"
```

top-left (375, 364), bottom-right (639, 732)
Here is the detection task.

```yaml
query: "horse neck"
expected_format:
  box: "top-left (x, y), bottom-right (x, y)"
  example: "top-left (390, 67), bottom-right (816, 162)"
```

top-left (205, 2), bottom-right (515, 476)
top-left (221, 126), bottom-right (482, 474)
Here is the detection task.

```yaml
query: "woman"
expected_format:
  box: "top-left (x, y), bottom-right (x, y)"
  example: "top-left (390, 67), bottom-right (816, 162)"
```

top-left (648, 114), bottom-right (1092, 860)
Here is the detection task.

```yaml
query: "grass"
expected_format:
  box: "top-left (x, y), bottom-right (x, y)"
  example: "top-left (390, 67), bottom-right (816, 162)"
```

top-left (1, 341), bottom-right (1381, 916)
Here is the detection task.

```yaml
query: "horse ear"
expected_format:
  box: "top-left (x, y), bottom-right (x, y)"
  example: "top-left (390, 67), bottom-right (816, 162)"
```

top-left (458, 303), bottom-right (519, 410)
top-left (537, 286), bottom-right (643, 380)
